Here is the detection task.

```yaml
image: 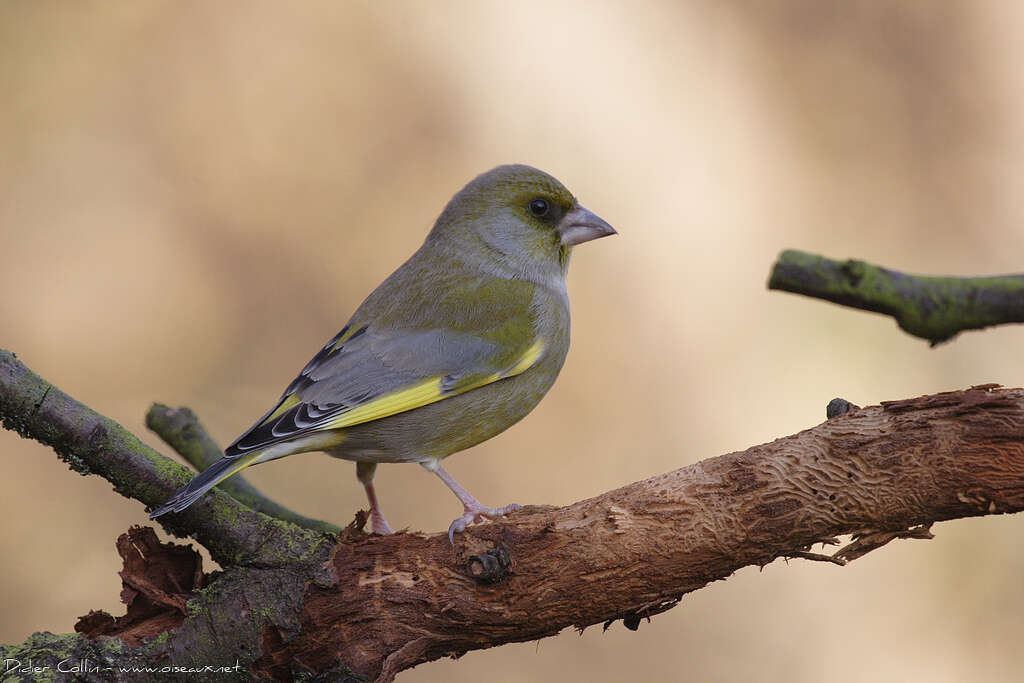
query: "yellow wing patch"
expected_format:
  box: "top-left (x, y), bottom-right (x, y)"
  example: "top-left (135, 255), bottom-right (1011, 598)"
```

top-left (504, 338), bottom-right (545, 376)
top-left (265, 394), bottom-right (301, 423)
top-left (330, 324), bottom-right (367, 352)
top-left (320, 339), bottom-right (545, 432)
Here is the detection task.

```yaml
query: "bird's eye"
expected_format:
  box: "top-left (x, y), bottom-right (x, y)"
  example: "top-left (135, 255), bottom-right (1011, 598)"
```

top-left (528, 198), bottom-right (550, 217)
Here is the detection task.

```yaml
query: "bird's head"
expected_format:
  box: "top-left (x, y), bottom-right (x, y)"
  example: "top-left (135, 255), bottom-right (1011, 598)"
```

top-left (429, 164), bottom-right (616, 281)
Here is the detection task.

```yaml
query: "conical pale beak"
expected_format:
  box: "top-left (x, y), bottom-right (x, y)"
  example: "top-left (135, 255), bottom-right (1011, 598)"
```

top-left (558, 205), bottom-right (617, 246)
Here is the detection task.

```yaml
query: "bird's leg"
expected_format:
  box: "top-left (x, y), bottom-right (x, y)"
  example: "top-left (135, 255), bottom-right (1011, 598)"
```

top-left (421, 460), bottom-right (522, 543)
top-left (356, 462), bottom-right (394, 535)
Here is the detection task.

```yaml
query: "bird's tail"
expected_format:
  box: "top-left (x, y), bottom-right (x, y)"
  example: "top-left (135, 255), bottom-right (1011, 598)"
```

top-left (149, 452), bottom-right (261, 518)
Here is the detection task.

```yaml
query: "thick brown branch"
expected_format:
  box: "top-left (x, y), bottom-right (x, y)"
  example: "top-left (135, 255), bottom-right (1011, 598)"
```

top-left (267, 384), bottom-right (1023, 680)
top-left (2, 346), bottom-right (1023, 681)
top-left (768, 249), bottom-right (1024, 344)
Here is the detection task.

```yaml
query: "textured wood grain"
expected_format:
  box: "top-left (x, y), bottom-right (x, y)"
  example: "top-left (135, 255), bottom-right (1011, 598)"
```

top-left (255, 385), bottom-right (1024, 681)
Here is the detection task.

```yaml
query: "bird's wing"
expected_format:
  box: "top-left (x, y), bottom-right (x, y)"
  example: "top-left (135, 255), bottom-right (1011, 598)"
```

top-left (225, 279), bottom-right (543, 456)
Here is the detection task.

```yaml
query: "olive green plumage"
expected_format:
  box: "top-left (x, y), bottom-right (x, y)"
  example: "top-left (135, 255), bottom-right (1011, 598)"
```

top-left (151, 164), bottom-right (616, 538)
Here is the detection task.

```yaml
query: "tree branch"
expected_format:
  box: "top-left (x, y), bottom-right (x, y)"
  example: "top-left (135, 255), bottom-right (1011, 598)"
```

top-left (2, 348), bottom-right (1023, 681)
top-left (0, 350), bottom-right (331, 568)
top-left (768, 249), bottom-right (1024, 344)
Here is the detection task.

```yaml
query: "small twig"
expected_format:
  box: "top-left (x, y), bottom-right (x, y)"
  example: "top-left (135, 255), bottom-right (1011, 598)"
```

top-left (768, 250), bottom-right (1024, 345)
top-left (784, 551), bottom-right (847, 566)
top-left (146, 404), bottom-right (340, 534)
top-left (834, 525), bottom-right (935, 563)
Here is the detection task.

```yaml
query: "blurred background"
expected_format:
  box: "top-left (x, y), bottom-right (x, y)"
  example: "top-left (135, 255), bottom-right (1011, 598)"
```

top-left (3, 1), bottom-right (1024, 681)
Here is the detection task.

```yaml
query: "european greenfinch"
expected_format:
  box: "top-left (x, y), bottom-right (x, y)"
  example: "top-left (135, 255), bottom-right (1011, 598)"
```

top-left (150, 164), bottom-right (616, 539)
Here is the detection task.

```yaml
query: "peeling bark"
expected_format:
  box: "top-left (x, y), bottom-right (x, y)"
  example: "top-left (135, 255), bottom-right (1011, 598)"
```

top-left (75, 527), bottom-right (201, 645)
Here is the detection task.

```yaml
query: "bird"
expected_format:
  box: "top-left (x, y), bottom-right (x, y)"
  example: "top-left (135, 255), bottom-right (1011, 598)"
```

top-left (150, 164), bottom-right (616, 540)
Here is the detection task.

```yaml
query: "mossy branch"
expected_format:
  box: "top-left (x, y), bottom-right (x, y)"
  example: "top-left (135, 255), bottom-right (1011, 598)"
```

top-left (0, 349), bottom-right (330, 568)
top-left (768, 249), bottom-right (1024, 344)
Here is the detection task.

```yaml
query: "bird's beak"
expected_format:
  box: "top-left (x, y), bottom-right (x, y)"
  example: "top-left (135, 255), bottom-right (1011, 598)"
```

top-left (558, 205), bottom-right (617, 246)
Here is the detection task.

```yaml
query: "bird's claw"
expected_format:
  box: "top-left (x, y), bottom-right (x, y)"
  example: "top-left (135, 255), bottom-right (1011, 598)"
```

top-left (447, 502), bottom-right (522, 544)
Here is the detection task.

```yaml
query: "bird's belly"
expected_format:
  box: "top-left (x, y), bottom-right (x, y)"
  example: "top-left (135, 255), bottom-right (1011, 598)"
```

top-left (326, 358), bottom-right (562, 464)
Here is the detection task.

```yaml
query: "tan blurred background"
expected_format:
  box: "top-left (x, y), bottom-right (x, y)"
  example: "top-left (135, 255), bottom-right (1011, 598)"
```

top-left (3, 1), bottom-right (1024, 681)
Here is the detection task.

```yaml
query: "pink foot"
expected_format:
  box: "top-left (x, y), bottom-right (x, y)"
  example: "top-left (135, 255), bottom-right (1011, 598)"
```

top-left (447, 501), bottom-right (522, 543)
